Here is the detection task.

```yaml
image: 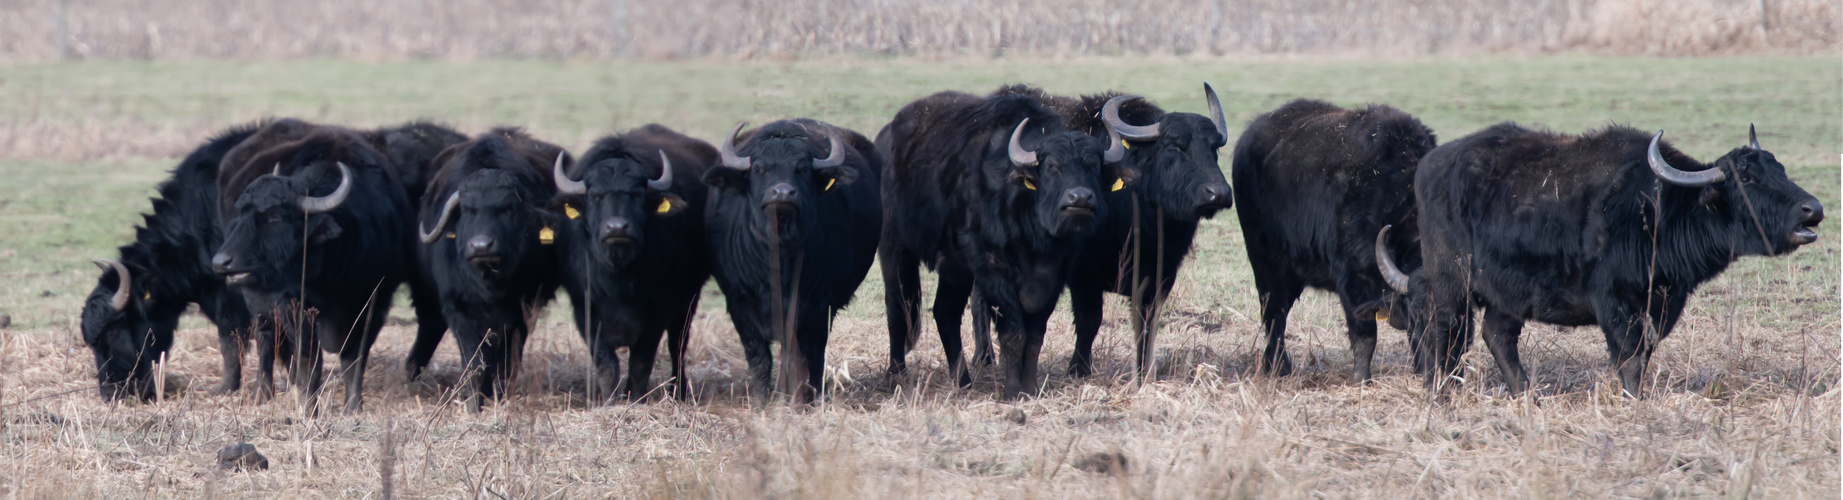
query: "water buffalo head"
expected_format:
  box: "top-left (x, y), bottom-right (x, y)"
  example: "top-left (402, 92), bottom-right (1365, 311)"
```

top-left (1101, 83), bottom-right (1233, 220)
top-left (556, 147), bottom-right (683, 267)
top-left (80, 258), bottom-right (166, 401)
top-left (1003, 116), bottom-right (1133, 238)
top-left (702, 121), bottom-right (854, 244)
top-left (1648, 127), bottom-right (1823, 256)
top-left (212, 160), bottom-right (353, 308)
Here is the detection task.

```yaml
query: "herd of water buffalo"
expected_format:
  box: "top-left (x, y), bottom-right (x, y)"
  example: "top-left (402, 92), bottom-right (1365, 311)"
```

top-left (78, 83), bottom-right (1823, 413)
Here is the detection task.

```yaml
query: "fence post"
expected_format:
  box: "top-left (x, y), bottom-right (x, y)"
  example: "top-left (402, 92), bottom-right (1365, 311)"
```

top-left (55, 0), bottom-right (69, 60)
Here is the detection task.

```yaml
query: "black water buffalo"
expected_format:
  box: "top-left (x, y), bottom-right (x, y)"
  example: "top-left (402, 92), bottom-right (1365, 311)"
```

top-left (1406, 124), bottom-right (1822, 397)
top-left (212, 122), bottom-right (419, 413)
top-left (878, 86), bottom-right (1130, 399)
top-left (1231, 99), bottom-right (1437, 382)
top-left (553, 124), bottom-right (715, 402)
top-left (705, 119), bottom-right (881, 400)
top-left (414, 129), bottom-right (566, 411)
top-left (368, 121), bottom-right (470, 382)
top-left (968, 84), bottom-right (1233, 379)
top-left (81, 122), bottom-right (264, 401)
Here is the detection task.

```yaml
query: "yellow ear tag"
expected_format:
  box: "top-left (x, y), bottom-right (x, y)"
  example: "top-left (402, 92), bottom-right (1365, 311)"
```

top-left (538, 226), bottom-right (555, 245)
top-left (1374, 309), bottom-right (1390, 322)
top-left (1023, 179), bottom-right (1037, 190)
top-left (564, 204), bottom-right (580, 220)
top-left (655, 198), bottom-right (672, 214)
top-left (143, 291), bottom-right (152, 301)
top-left (824, 178), bottom-right (836, 192)
top-left (1111, 178), bottom-right (1125, 191)
top-left (1122, 139), bottom-right (1131, 150)
top-left (446, 232), bottom-right (456, 239)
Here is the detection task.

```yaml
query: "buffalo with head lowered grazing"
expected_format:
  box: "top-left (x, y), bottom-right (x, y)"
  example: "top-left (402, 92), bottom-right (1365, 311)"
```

top-left (553, 124), bottom-right (715, 403)
top-left (1403, 123), bottom-right (1822, 397)
top-left (704, 119), bottom-right (882, 401)
top-left (878, 86), bottom-right (1132, 399)
top-left (212, 121), bottom-right (419, 413)
top-left (81, 122), bottom-right (266, 402)
top-left (414, 128), bottom-right (567, 411)
top-left (968, 84), bottom-right (1233, 379)
top-left (1231, 99), bottom-right (1437, 382)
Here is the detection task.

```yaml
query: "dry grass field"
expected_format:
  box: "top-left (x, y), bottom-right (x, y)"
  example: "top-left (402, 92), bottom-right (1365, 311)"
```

top-left (0, 56), bottom-right (1837, 498)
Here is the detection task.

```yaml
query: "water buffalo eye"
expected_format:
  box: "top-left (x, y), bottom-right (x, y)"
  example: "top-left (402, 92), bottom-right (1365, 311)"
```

top-left (1739, 174), bottom-right (1755, 184)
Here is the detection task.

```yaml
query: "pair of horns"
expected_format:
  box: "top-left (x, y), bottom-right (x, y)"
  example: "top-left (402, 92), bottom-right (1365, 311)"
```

top-left (1646, 128), bottom-right (1756, 188)
top-left (553, 150), bottom-right (674, 195)
top-left (268, 162), bottom-right (354, 214)
top-left (94, 259), bottom-right (132, 312)
top-left (1101, 82), bottom-right (1229, 142)
top-left (1008, 116), bottom-right (1127, 167)
top-left (720, 122), bottom-right (846, 171)
top-left (1375, 226), bottom-right (1410, 295)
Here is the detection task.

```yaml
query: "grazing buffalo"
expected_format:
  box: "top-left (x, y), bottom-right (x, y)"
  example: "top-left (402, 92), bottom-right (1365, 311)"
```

top-left (212, 122), bottom-right (419, 413)
top-left (969, 84), bottom-right (1234, 379)
top-left (553, 124), bottom-right (715, 402)
top-left (1407, 124), bottom-right (1822, 397)
top-left (414, 129), bottom-right (566, 411)
top-left (878, 86), bottom-right (1130, 399)
top-left (1230, 99), bottom-right (1437, 382)
top-left (705, 119), bottom-right (882, 400)
top-left (81, 122), bottom-right (265, 401)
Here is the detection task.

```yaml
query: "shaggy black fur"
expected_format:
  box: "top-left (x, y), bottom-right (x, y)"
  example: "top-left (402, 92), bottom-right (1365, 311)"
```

top-left (554, 124), bottom-right (714, 403)
top-left (81, 122), bottom-right (265, 402)
top-left (877, 86), bottom-right (1133, 399)
top-left (705, 120), bottom-right (881, 401)
top-left (413, 129), bottom-right (565, 411)
top-left (213, 122), bottom-right (419, 413)
top-left (1413, 123), bottom-right (1822, 397)
top-left (1231, 99), bottom-right (1437, 383)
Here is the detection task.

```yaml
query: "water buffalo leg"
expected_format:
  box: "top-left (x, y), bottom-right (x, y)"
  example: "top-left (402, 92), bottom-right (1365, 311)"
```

top-left (664, 296), bottom-right (696, 400)
top-left (880, 243), bottom-right (922, 377)
top-left (1480, 308), bottom-right (1529, 394)
top-left (1067, 284), bottom-right (1104, 378)
top-left (623, 328), bottom-right (662, 402)
top-left (1255, 280), bottom-right (1304, 376)
top-left (403, 276), bottom-right (447, 382)
top-left (932, 267), bottom-right (974, 387)
top-left (969, 294), bottom-right (994, 367)
top-left (727, 296), bottom-right (775, 397)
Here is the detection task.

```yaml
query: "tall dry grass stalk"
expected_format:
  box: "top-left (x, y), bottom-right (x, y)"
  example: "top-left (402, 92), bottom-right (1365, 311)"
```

top-left (0, 0), bottom-right (1833, 62)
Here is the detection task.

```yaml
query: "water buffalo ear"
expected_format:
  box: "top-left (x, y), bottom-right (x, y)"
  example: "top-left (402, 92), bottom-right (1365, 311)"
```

top-left (1110, 165), bottom-right (1142, 188)
top-left (1698, 185), bottom-right (1721, 206)
top-left (648, 193), bottom-right (689, 217)
top-left (817, 164), bottom-right (858, 187)
top-left (308, 216), bottom-right (343, 244)
top-left (701, 167), bottom-right (747, 191)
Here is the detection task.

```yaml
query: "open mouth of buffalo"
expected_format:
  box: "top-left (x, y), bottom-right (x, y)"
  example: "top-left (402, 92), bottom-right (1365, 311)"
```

top-left (601, 235), bottom-right (635, 246)
top-left (1194, 200), bottom-right (1232, 216)
top-left (1792, 221), bottom-right (1820, 243)
top-left (1061, 206), bottom-right (1095, 217)
top-left (224, 272), bottom-right (253, 286)
top-left (468, 254), bottom-right (503, 265)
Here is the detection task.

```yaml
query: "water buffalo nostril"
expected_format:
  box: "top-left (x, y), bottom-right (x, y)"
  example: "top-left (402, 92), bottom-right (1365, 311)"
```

top-left (211, 253), bottom-right (233, 272)
top-left (467, 235), bottom-right (494, 251)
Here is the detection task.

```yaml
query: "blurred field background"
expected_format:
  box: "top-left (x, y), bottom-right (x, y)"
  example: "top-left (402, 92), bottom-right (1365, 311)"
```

top-left (0, 0), bottom-right (1837, 61)
top-left (0, 2), bottom-right (1840, 498)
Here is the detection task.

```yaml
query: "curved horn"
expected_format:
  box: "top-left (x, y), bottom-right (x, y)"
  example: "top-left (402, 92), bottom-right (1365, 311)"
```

top-left (271, 163), bottom-right (282, 177)
top-left (648, 150), bottom-right (675, 191)
top-left (298, 162), bottom-right (353, 214)
top-left (1748, 123), bottom-right (1761, 150)
top-left (1375, 225), bottom-right (1410, 295)
top-left (1204, 82), bottom-right (1228, 141)
top-left (94, 259), bottom-right (132, 312)
top-left (1102, 95), bottom-right (1161, 140)
top-left (1008, 118), bottom-right (1039, 167)
top-left (1102, 114), bottom-right (1127, 164)
top-left (418, 191), bottom-right (461, 244)
top-left (554, 152), bottom-right (586, 195)
top-left (812, 128), bottom-right (846, 168)
top-left (1647, 130), bottom-right (1725, 187)
top-left (719, 122), bottom-right (751, 170)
